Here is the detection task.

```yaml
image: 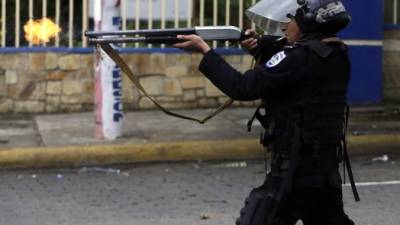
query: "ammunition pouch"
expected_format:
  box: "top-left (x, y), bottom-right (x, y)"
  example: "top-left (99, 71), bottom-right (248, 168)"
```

top-left (247, 104), bottom-right (275, 148)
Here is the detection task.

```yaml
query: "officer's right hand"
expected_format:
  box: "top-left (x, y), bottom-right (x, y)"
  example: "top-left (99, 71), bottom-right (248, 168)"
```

top-left (240, 29), bottom-right (258, 52)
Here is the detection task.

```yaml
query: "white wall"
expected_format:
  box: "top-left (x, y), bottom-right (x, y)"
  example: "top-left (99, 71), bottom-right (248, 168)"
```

top-left (89, 0), bottom-right (190, 20)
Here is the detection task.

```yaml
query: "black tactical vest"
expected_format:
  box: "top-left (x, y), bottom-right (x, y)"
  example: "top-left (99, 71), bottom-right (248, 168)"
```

top-left (301, 39), bottom-right (351, 148)
top-left (260, 39), bottom-right (351, 152)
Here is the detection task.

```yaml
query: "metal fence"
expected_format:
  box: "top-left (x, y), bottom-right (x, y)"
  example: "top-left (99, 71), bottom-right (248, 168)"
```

top-left (0, 0), bottom-right (257, 48)
top-left (385, 0), bottom-right (400, 25)
top-left (393, 0), bottom-right (399, 24)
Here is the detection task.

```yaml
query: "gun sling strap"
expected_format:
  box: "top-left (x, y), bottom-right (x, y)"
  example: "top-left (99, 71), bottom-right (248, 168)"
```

top-left (98, 43), bottom-right (234, 124)
top-left (343, 104), bottom-right (360, 202)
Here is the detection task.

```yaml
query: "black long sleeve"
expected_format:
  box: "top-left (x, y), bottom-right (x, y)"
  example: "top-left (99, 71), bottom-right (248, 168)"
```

top-left (199, 48), bottom-right (310, 101)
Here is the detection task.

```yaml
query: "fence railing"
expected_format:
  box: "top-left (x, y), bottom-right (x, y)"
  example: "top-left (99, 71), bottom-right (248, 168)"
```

top-left (0, 0), bottom-right (257, 48)
top-left (394, 0), bottom-right (399, 24)
top-left (385, 0), bottom-right (400, 26)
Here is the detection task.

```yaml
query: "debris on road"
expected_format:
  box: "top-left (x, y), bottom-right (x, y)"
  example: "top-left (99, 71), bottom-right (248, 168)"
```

top-left (192, 163), bottom-right (200, 169)
top-left (214, 161), bottom-right (247, 168)
top-left (0, 139), bottom-right (9, 144)
top-left (372, 154), bottom-right (389, 162)
top-left (121, 172), bottom-right (130, 176)
top-left (352, 130), bottom-right (367, 136)
top-left (78, 167), bottom-right (121, 175)
top-left (200, 213), bottom-right (210, 220)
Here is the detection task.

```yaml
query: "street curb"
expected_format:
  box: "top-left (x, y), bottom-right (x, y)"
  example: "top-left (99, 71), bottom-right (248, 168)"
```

top-left (0, 139), bottom-right (262, 169)
top-left (347, 134), bottom-right (400, 154)
top-left (0, 134), bottom-right (399, 169)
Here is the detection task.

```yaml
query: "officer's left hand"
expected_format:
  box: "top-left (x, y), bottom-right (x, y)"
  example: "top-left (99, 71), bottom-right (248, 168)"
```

top-left (240, 29), bottom-right (258, 52)
top-left (173, 35), bottom-right (211, 54)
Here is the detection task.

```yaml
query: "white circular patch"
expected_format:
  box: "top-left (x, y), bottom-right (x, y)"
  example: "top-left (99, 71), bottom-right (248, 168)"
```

top-left (266, 51), bottom-right (287, 68)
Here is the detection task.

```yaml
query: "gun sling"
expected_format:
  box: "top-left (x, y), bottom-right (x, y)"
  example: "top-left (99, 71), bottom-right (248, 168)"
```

top-left (98, 43), bottom-right (234, 124)
top-left (343, 105), bottom-right (360, 202)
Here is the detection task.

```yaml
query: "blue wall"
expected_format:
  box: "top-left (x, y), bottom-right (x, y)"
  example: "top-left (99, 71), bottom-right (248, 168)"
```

top-left (341, 0), bottom-right (383, 40)
top-left (341, 0), bottom-right (383, 104)
top-left (347, 46), bottom-right (382, 104)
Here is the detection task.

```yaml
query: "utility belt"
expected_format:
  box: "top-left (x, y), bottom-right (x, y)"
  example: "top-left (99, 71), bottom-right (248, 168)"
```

top-left (247, 104), bottom-right (360, 202)
top-left (249, 104), bottom-right (339, 160)
top-left (247, 104), bottom-right (298, 152)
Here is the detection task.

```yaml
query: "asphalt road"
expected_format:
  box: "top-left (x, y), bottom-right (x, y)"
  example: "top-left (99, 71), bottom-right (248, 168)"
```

top-left (0, 154), bottom-right (399, 225)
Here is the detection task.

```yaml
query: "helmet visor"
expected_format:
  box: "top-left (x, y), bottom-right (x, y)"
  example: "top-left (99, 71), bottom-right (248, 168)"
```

top-left (245, 0), bottom-right (298, 35)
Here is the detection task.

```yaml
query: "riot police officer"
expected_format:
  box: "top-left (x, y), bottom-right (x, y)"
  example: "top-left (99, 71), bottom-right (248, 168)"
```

top-left (174, 0), bottom-right (358, 224)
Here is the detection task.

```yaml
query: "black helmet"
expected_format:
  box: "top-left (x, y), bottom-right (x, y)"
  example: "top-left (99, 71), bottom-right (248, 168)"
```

top-left (294, 0), bottom-right (351, 34)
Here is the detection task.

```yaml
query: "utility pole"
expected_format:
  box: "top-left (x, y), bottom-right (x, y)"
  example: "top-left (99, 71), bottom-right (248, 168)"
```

top-left (94, 0), bottom-right (123, 140)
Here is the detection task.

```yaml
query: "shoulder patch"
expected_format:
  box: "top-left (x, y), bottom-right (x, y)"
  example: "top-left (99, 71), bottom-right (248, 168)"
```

top-left (265, 51), bottom-right (287, 68)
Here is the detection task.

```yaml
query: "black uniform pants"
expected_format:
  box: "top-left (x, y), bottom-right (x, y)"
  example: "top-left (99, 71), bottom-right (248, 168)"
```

top-left (237, 155), bottom-right (355, 225)
top-left (271, 155), bottom-right (355, 225)
top-left (272, 185), bottom-right (354, 225)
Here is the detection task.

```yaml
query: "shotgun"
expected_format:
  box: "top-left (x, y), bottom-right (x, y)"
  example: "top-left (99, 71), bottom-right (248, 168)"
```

top-left (85, 26), bottom-right (249, 44)
top-left (83, 26), bottom-right (257, 123)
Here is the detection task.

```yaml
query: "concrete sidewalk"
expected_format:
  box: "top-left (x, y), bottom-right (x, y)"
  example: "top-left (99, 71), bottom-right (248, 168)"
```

top-left (1, 106), bottom-right (400, 169)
